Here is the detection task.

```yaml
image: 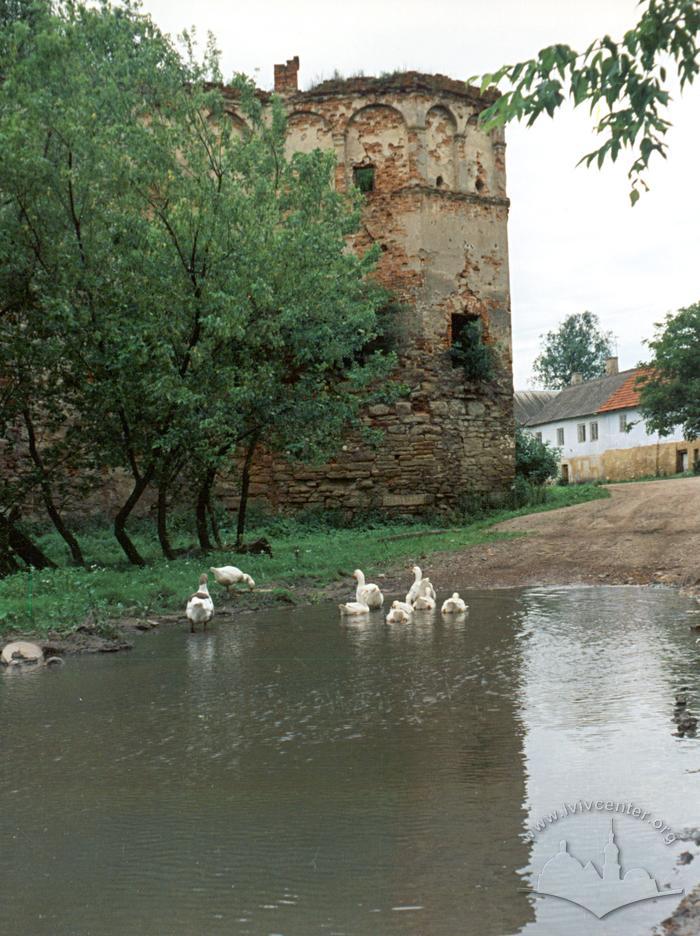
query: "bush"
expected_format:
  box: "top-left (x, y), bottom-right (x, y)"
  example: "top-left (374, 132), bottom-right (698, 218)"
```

top-left (449, 319), bottom-right (497, 382)
top-left (515, 427), bottom-right (560, 485)
top-left (511, 475), bottom-right (549, 508)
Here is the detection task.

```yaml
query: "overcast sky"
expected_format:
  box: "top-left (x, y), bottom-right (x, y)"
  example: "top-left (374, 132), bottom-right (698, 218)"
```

top-left (140, 0), bottom-right (699, 388)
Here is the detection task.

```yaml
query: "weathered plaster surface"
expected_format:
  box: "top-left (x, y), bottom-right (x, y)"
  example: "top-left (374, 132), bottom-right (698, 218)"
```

top-left (217, 67), bottom-right (515, 515)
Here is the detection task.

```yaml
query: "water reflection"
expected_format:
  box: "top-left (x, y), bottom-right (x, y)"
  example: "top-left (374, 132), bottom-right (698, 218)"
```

top-left (0, 586), bottom-right (697, 935)
top-left (514, 586), bottom-right (700, 936)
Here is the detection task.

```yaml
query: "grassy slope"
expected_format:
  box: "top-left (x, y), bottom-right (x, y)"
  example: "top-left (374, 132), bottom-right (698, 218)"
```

top-left (0, 484), bottom-right (606, 638)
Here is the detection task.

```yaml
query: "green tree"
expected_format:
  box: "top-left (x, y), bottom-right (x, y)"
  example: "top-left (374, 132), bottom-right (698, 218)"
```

top-left (637, 301), bottom-right (700, 438)
top-left (0, 1), bottom-right (394, 566)
top-left (476, 0), bottom-right (700, 203)
top-left (533, 311), bottom-right (615, 389)
top-left (515, 427), bottom-right (560, 484)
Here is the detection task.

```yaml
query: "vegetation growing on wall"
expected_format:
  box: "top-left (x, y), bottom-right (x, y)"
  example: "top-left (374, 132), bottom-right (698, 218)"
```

top-left (449, 318), bottom-right (497, 382)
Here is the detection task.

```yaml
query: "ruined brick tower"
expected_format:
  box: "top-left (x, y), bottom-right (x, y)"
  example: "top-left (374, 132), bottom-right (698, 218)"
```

top-left (224, 58), bottom-right (515, 515)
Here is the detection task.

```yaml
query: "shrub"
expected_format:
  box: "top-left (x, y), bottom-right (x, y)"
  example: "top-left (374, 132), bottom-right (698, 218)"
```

top-left (515, 427), bottom-right (560, 484)
top-left (449, 319), bottom-right (497, 382)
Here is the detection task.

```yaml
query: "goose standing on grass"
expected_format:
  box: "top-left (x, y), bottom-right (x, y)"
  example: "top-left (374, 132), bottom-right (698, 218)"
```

top-left (413, 577), bottom-right (436, 611)
top-left (386, 601), bottom-right (412, 624)
top-left (353, 569), bottom-right (383, 609)
top-left (441, 592), bottom-right (468, 615)
top-left (210, 565), bottom-right (255, 595)
top-left (405, 565), bottom-right (436, 605)
top-left (187, 574), bottom-right (214, 633)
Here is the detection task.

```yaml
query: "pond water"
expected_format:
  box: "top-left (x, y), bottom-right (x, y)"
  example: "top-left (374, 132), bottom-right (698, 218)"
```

top-left (2, 585), bottom-right (699, 936)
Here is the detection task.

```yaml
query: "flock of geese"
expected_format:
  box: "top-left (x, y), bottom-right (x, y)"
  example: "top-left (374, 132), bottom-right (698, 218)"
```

top-left (339, 566), bottom-right (468, 623)
top-left (186, 562), bottom-right (467, 633)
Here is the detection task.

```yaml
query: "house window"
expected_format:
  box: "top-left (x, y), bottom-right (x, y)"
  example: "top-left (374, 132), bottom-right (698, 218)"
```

top-left (556, 427), bottom-right (564, 446)
top-left (619, 413), bottom-right (627, 432)
top-left (577, 424), bottom-right (586, 443)
top-left (590, 421), bottom-right (599, 441)
top-left (535, 432), bottom-right (542, 443)
top-left (353, 166), bottom-right (375, 193)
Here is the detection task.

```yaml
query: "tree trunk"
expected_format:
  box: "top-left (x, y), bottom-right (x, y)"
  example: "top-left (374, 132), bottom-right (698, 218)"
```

top-left (196, 467), bottom-right (217, 552)
top-left (207, 498), bottom-right (223, 549)
top-left (114, 467), bottom-right (154, 566)
top-left (156, 477), bottom-right (176, 560)
top-left (236, 433), bottom-right (259, 550)
top-left (22, 409), bottom-right (85, 567)
top-left (0, 515), bottom-right (56, 570)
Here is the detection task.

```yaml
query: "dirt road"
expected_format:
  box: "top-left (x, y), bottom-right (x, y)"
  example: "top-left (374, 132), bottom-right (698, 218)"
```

top-left (433, 476), bottom-right (700, 592)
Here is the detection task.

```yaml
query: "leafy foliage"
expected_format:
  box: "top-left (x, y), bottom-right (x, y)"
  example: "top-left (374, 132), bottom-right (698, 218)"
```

top-left (637, 300), bottom-right (700, 438)
top-left (475, 0), bottom-right (700, 203)
top-left (533, 311), bottom-right (615, 389)
top-left (449, 318), bottom-right (497, 382)
top-left (515, 427), bottom-right (561, 485)
top-left (0, 0), bottom-right (394, 566)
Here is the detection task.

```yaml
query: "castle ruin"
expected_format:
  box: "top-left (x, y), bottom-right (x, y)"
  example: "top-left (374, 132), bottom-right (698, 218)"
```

top-left (223, 58), bottom-right (515, 515)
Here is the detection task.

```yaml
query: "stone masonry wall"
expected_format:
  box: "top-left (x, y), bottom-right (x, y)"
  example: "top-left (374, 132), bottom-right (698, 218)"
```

top-left (217, 66), bottom-right (515, 516)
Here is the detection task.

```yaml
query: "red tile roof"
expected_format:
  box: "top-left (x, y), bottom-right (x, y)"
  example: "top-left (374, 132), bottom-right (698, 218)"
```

top-left (597, 368), bottom-right (654, 413)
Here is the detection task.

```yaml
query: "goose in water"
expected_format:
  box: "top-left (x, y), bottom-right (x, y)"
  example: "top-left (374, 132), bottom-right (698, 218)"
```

top-left (186, 574), bottom-right (214, 632)
top-left (339, 599), bottom-right (371, 618)
top-left (413, 577), bottom-right (436, 611)
top-left (353, 569), bottom-right (383, 609)
top-left (386, 601), bottom-right (412, 624)
top-left (405, 565), bottom-right (436, 605)
top-left (441, 592), bottom-right (468, 615)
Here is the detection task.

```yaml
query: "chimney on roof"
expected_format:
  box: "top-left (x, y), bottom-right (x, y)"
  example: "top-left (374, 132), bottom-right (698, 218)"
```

top-left (605, 356), bottom-right (619, 375)
top-left (570, 372), bottom-right (583, 385)
top-left (274, 56), bottom-right (300, 93)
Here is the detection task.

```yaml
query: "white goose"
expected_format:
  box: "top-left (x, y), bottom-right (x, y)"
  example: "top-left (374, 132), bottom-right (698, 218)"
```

top-left (413, 577), bottom-right (436, 611)
top-left (441, 592), bottom-right (468, 615)
top-left (339, 599), bottom-right (371, 618)
top-left (405, 565), bottom-right (436, 605)
top-left (386, 601), bottom-right (412, 624)
top-left (210, 565), bottom-right (255, 594)
top-left (186, 573), bottom-right (214, 632)
top-left (353, 569), bottom-right (383, 609)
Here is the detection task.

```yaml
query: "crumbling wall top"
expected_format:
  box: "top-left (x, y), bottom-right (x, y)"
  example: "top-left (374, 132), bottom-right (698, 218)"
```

top-left (298, 70), bottom-right (499, 110)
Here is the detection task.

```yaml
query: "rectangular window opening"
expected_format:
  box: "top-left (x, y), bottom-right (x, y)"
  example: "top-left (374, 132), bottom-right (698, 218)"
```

top-left (619, 413), bottom-right (627, 432)
top-left (577, 423), bottom-right (586, 443)
top-left (590, 421), bottom-right (599, 441)
top-left (450, 312), bottom-right (480, 347)
top-left (556, 427), bottom-right (565, 446)
top-left (353, 166), bottom-right (375, 193)
top-left (535, 432), bottom-right (542, 443)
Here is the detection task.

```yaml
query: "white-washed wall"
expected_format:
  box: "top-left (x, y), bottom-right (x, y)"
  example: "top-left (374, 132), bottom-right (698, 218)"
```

top-left (527, 407), bottom-right (687, 461)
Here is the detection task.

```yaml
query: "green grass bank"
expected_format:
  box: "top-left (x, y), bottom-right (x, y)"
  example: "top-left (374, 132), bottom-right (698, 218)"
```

top-left (0, 484), bottom-right (607, 639)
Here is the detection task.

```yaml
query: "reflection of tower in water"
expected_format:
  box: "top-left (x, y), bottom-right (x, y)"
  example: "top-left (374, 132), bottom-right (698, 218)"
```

top-left (385, 593), bottom-right (534, 934)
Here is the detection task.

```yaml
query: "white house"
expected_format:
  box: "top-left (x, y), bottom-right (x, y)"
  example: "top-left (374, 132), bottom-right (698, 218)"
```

top-left (516, 358), bottom-right (698, 483)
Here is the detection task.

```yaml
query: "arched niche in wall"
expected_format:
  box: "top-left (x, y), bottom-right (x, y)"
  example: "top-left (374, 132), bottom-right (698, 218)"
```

top-left (284, 111), bottom-right (333, 159)
top-left (344, 104), bottom-right (409, 194)
top-left (425, 105), bottom-right (457, 190)
top-left (204, 108), bottom-right (249, 146)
